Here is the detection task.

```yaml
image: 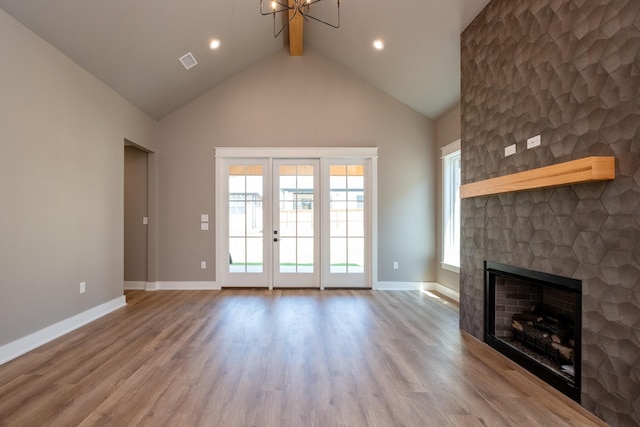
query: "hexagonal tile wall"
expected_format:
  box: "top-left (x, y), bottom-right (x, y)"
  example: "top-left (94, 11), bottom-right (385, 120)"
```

top-left (461, 1), bottom-right (640, 425)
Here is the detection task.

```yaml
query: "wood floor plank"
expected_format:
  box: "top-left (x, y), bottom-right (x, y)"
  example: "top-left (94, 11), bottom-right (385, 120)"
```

top-left (0, 289), bottom-right (609, 426)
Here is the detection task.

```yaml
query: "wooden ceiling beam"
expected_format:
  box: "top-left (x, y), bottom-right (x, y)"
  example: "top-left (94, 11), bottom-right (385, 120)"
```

top-left (288, 0), bottom-right (303, 56)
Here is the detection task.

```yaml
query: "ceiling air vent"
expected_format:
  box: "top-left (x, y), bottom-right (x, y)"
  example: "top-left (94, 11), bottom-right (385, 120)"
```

top-left (178, 52), bottom-right (198, 70)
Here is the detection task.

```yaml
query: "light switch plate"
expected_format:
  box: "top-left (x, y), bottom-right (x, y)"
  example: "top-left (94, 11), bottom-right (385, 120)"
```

top-left (143, 216), bottom-right (148, 225)
top-left (505, 144), bottom-right (516, 157)
top-left (527, 134), bottom-right (541, 149)
top-left (201, 261), bottom-right (207, 269)
top-left (201, 214), bottom-right (209, 222)
top-left (201, 222), bottom-right (209, 231)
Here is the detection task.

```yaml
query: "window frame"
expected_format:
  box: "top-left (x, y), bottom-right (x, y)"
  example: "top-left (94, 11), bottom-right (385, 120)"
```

top-left (441, 139), bottom-right (461, 273)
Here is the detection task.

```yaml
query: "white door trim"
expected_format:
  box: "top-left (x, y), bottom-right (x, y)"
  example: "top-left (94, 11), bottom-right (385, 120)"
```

top-left (215, 147), bottom-right (378, 159)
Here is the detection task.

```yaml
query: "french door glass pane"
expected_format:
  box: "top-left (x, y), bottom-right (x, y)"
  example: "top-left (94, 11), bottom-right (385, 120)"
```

top-left (229, 237), bottom-right (245, 273)
top-left (330, 237), bottom-right (347, 273)
top-left (246, 238), bottom-right (263, 272)
top-left (329, 164), bottom-right (364, 273)
top-left (330, 201), bottom-right (347, 236)
top-left (348, 201), bottom-right (364, 237)
top-left (229, 165), bottom-right (263, 273)
top-left (278, 164), bottom-right (314, 273)
top-left (297, 237), bottom-right (314, 272)
top-left (279, 237), bottom-right (295, 271)
top-left (348, 237), bottom-right (365, 273)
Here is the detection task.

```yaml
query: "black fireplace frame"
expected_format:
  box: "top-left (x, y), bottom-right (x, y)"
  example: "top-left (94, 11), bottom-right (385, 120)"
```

top-left (484, 261), bottom-right (582, 402)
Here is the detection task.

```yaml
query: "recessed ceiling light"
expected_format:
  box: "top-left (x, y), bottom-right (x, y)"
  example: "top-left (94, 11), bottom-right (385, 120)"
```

top-left (209, 39), bottom-right (221, 50)
top-left (372, 39), bottom-right (384, 51)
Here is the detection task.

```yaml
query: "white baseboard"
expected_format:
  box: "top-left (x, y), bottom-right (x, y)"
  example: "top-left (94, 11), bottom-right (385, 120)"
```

top-left (374, 281), bottom-right (422, 291)
top-left (146, 281), bottom-right (221, 291)
top-left (135, 281), bottom-right (456, 300)
top-left (372, 281), bottom-right (460, 302)
top-left (0, 296), bottom-right (126, 366)
top-left (421, 282), bottom-right (460, 302)
top-left (124, 281), bottom-right (146, 290)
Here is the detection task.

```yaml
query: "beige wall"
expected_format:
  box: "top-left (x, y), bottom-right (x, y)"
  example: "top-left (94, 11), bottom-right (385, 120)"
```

top-left (0, 9), bottom-right (440, 346)
top-left (124, 146), bottom-right (149, 282)
top-left (0, 9), bottom-right (155, 346)
top-left (435, 104), bottom-right (461, 292)
top-left (156, 49), bottom-right (437, 284)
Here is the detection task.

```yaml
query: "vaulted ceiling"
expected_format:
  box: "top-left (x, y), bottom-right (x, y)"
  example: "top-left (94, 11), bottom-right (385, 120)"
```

top-left (0, 0), bottom-right (490, 121)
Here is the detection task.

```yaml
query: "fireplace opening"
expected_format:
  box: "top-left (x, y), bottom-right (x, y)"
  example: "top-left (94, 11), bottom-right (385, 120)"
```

top-left (484, 261), bottom-right (582, 401)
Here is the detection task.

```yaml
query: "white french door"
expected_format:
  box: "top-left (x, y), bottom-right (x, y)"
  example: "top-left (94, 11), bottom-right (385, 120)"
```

top-left (322, 160), bottom-right (369, 288)
top-left (223, 159), bottom-right (270, 287)
top-left (216, 148), bottom-right (377, 289)
top-left (272, 159), bottom-right (320, 288)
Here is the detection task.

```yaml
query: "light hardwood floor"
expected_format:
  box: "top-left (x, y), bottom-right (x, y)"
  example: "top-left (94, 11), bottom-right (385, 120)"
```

top-left (0, 289), bottom-right (608, 426)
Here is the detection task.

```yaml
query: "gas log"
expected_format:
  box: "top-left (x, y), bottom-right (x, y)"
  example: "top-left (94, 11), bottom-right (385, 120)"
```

top-left (511, 306), bottom-right (575, 363)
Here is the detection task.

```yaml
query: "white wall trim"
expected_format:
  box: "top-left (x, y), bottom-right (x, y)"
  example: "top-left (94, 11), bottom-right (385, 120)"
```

top-left (214, 146), bottom-right (379, 159)
top-left (440, 262), bottom-right (460, 274)
top-left (0, 296), bottom-right (126, 366)
top-left (372, 281), bottom-right (460, 302)
top-left (421, 282), bottom-right (460, 302)
top-left (440, 139), bottom-right (461, 158)
top-left (152, 281), bottom-right (221, 291)
top-left (124, 281), bottom-right (147, 290)
top-left (374, 281), bottom-right (423, 291)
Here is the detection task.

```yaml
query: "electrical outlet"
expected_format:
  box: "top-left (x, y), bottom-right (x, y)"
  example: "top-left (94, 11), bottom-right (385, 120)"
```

top-left (201, 261), bottom-right (207, 269)
top-left (505, 144), bottom-right (516, 157)
top-left (527, 134), bottom-right (541, 149)
top-left (393, 261), bottom-right (399, 270)
top-left (201, 222), bottom-right (209, 231)
top-left (80, 282), bottom-right (86, 294)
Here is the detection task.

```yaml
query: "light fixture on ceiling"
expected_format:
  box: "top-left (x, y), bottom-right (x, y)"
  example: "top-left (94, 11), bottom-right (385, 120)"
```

top-left (260, 0), bottom-right (340, 38)
top-left (209, 39), bottom-right (221, 50)
top-left (372, 39), bottom-right (384, 50)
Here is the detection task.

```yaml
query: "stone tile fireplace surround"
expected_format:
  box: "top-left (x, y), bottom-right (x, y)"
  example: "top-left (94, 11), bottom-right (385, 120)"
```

top-left (460, 1), bottom-right (640, 426)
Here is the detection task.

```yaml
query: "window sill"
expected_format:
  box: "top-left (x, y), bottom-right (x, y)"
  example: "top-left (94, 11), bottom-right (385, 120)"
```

top-left (441, 262), bottom-right (460, 274)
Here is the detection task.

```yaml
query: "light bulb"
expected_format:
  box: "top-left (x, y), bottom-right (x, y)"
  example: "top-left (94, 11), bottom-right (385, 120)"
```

top-left (373, 39), bottom-right (384, 50)
top-left (209, 39), bottom-right (221, 50)
top-left (271, 1), bottom-right (277, 10)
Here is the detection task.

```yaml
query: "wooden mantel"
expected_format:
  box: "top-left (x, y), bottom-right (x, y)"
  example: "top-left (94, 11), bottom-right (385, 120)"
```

top-left (460, 156), bottom-right (615, 199)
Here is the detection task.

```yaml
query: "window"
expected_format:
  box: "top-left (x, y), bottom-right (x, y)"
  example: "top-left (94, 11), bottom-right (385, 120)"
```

top-left (442, 140), bottom-right (461, 272)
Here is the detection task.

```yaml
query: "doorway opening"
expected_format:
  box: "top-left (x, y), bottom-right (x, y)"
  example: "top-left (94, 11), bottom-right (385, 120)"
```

top-left (124, 145), bottom-right (148, 289)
